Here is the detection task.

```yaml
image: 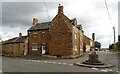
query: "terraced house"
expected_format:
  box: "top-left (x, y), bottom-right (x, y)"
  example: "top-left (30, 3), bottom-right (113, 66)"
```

top-left (27, 5), bottom-right (89, 57)
top-left (2, 5), bottom-right (93, 57)
top-left (2, 33), bottom-right (28, 56)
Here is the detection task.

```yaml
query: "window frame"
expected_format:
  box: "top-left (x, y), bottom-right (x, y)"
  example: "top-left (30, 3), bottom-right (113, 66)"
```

top-left (32, 44), bottom-right (38, 50)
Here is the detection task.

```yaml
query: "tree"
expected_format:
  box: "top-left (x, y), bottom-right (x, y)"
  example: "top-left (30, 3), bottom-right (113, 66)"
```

top-left (109, 44), bottom-right (114, 50)
top-left (94, 41), bottom-right (101, 49)
top-left (108, 35), bottom-right (120, 51)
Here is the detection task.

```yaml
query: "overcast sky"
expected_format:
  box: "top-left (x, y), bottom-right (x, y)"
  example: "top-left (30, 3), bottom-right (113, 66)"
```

top-left (1, 0), bottom-right (119, 48)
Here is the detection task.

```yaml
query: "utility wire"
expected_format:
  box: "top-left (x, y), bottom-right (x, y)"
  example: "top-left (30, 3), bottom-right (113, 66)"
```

top-left (104, 0), bottom-right (116, 48)
top-left (104, 0), bottom-right (114, 27)
top-left (43, 0), bottom-right (50, 21)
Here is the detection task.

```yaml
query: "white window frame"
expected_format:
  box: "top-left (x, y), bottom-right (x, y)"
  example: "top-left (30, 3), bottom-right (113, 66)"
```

top-left (74, 45), bottom-right (77, 51)
top-left (42, 45), bottom-right (45, 54)
top-left (32, 44), bottom-right (38, 50)
top-left (74, 33), bottom-right (77, 39)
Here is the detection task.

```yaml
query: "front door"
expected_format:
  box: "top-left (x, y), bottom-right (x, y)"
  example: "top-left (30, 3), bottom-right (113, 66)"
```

top-left (42, 45), bottom-right (45, 54)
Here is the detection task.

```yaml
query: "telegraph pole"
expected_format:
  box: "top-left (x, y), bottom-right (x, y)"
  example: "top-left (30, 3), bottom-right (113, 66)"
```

top-left (113, 27), bottom-right (116, 50)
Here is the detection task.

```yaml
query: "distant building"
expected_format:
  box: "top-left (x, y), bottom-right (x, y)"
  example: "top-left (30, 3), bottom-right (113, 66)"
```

top-left (83, 35), bottom-right (93, 52)
top-left (2, 33), bottom-right (28, 56)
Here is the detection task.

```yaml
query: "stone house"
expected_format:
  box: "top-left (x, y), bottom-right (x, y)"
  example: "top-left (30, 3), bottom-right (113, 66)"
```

top-left (28, 5), bottom-right (84, 57)
top-left (83, 35), bottom-right (93, 52)
top-left (2, 33), bottom-right (28, 56)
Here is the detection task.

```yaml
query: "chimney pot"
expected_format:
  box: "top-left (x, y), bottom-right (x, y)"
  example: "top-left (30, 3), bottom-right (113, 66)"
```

top-left (19, 33), bottom-right (22, 37)
top-left (33, 18), bottom-right (38, 25)
top-left (58, 4), bottom-right (64, 14)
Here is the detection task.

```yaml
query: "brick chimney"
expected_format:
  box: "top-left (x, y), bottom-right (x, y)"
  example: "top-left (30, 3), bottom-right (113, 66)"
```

top-left (33, 18), bottom-right (38, 25)
top-left (58, 4), bottom-right (64, 14)
top-left (19, 32), bottom-right (22, 38)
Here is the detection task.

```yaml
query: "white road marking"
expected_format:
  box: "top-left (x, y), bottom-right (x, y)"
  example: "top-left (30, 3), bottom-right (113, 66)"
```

top-left (32, 60), bottom-right (38, 62)
top-left (58, 62), bottom-right (62, 64)
top-left (116, 71), bottom-right (119, 73)
top-left (104, 69), bottom-right (113, 72)
top-left (68, 64), bottom-right (73, 66)
top-left (36, 60), bottom-right (41, 62)
top-left (22, 59), bottom-right (74, 66)
top-left (48, 62), bottom-right (52, 63)
top-left (62, 63), bottom-right (67, 65)
top-left (0, 70), bottom-right (2, 73)
top-left (25, 59), bottom-right (31, 61)
top-left (37, 60), bottom-right (41, 62)
top-left (52, 62), bottom-right (57, 64)
top-left (44, 61), bottom-right (47, 63)
top-left (91, 68), bottom-right (98, 70)
top-left (101, 69), bottom-right (108, 72)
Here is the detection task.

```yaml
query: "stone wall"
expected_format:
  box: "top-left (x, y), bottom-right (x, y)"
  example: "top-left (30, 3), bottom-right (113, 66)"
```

top-left (28, 29), bottom-right (49, 56)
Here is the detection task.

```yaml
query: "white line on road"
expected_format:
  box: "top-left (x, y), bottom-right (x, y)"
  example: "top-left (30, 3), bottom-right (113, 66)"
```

top-left (116, 71), bottom-right (119, 73)
top-left (0, 70), bottom-right (2, 73)
top-left (101, 70), bottom-right (108, 72)
top-left (62, 63), bottom-right (67, 65)
top-left (44, 61), bottom-right (48, 63)
top-left (32, 60), bottom-right (38, 62)
top-left (22, 59), bottom-right (74, 66)
top-left (48, 62), bottom-right (52, 63)
top-left (58, 62), bottom-right (62, 64)
top-left (25, 59), bottom-right (31, 62)
top-left (31, 60), bottom-right (36, 62)
top-left (52, 62), bottom-right (57, 64)
top-left (35, 60), bottom-right (41, 62)
top-left (91, 68), bottom-right (98, 70)
top-left (68, 64), bottom-right (73, 66)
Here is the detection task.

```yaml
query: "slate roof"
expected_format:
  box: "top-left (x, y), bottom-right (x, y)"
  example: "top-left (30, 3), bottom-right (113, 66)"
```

top-left (3, 37), bottom-right (18, 44)
top-left (83, 35), bottom-right (92, 45)
top-left (3, 36), bottom-right (27, 44)
top-left (28, 22), bottom-right (50, 31)
top-left (77, 25), bottom-right (82, 30)
top-left (14, 36), bottom-right (27, 43)
top-left (70, 18), bottom-right (76, 23)
top-left (28, 18), bottom-right (78, 31)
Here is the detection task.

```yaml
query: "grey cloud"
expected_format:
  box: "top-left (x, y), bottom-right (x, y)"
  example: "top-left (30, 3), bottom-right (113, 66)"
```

top-left (2, 2), bottom-right (69, 27)
top-left (2, 2), bottom-right (60, 27)
top-left (118, 2), bottom-right (120, 35)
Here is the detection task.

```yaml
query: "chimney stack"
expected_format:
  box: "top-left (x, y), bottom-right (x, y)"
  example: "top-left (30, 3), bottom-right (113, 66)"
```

top-left (19, 32), bottom-right (22, 38)
top-left (33, 18), bottom-right (38, 25)
top-left (58, 4), bottom-right (64, 14)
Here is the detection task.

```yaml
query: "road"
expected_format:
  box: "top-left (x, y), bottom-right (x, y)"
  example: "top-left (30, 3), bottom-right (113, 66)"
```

top-left (1, 51), bottom-right (120, 73)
